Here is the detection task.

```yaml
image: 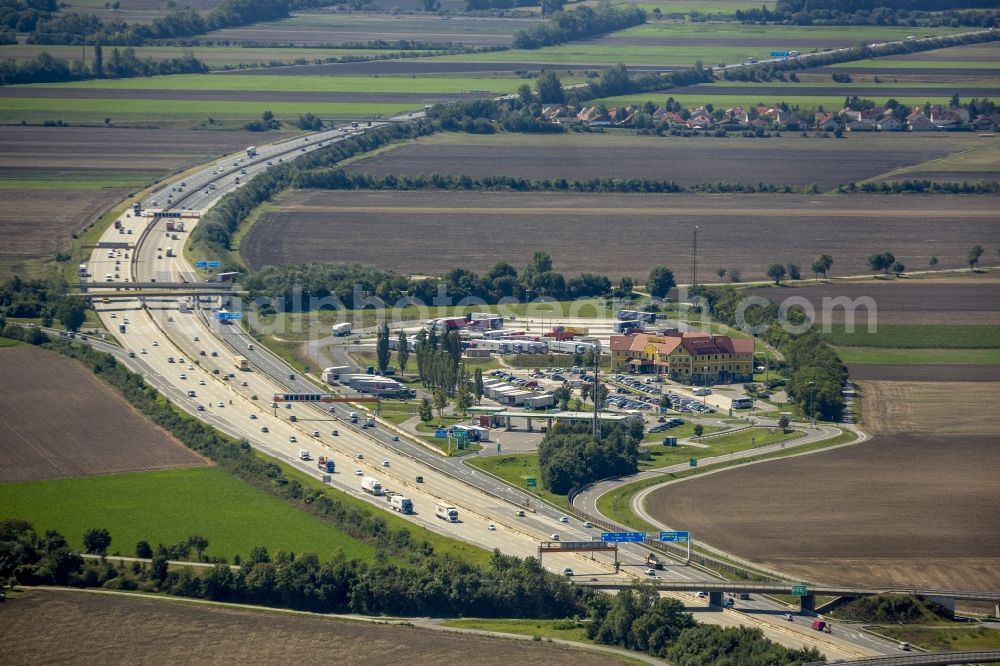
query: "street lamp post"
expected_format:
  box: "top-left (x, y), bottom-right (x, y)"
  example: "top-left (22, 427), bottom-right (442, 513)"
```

top-left (807, 380), bottom-right (816, 427)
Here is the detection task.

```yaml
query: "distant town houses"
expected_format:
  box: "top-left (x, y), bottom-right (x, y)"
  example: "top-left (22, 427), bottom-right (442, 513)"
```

top-left (552, 98), bottom-right (997, 133)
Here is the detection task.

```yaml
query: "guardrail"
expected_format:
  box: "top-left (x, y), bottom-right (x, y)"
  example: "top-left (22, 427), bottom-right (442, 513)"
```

top-left (804, 650), bottom-right (1000, 666)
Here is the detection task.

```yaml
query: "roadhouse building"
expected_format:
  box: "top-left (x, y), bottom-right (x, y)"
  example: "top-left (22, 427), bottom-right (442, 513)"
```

top-left (610, 331), bottom-right (754, 384)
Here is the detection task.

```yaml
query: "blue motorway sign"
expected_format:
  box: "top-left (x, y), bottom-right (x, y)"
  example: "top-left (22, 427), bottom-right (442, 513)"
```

top-left (601, 531), bottom-right (647, 543)
top-left (435, 429), bottom-right (447, 439)
top-left (195, 260), bottom-right (208, 268)
top-left (215, 311), bottom-right (242, 321)
top-left (770, 50), bottom-right (790, 57)
top-left (659, 531), bottom-right (690, 543)
top-left (208, 260), bottom-right (222, 268)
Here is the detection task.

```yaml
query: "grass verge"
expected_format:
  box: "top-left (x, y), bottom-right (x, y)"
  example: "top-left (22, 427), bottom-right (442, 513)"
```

top-left (467, 453), bottom-right (571, 512)
top-left (869, 625), bottom-right (1000, 652)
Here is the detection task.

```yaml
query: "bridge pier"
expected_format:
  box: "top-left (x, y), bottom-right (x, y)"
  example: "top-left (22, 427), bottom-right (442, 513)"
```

top-left (709, 591), bottom-right (724, 607)
top-left (800, 594), bottom-right (816, 613)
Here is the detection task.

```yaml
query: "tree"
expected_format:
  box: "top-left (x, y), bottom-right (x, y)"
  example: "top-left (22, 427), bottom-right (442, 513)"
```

top-left (929, 256), bottom-right (939, 267)
top-left (811, 254), bottom-right (833, 278)
top-left (517, 83), bottom-right (533, 105)
top-left (777, 415), bottom-right (790, 432)
top-left (535, 70), bottom-right (565, 104)
top-left (716, 268), bottom-right (726, 281)
top-left (82, 527), bottom-right (111, 555)
top-left (187, 535), bottom-right (209, 561)
top-left (418, 396), bottom-right (433, 422)
top-left (422, 0), bottom-right (439, 10)
top-left (646, 266), bottom-right (676, 299)
top-left (766, 263), bottom-right (787, 285)
top-left (892, 261), bottom-right (905, 276)
top-left (868, 251), bottom-right (895, 274)
top-left (540, 0), bottom-right (565, 16)
top-left (455, 389), bottom-right (471, 416)
top-left (135, 540), bottom-right (153, 559)
top-left (786, 263), bottom-right (801, 280)
top-left (580, 383), bottom-right (591, 404)
top-left (433, 388), bottom-right (448, 418)
top-left (693, 424), bottom-right (704, 437)
top-left (56, 296), bottom-right (88, 332)
top-left (376, 321), bottom-right (390, 375)
top-left (92, 42), bottom-right (103, 78)
top-left (968, 244), bottom-right (984, 269)
top-left (473, 367), bottom-right (484, 404)
top-left (396, 330), bottom-right (409, 374)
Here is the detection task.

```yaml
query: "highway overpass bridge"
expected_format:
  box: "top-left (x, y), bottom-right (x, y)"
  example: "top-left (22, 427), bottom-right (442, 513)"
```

top-left (75, 282), bottom-right (246, 298)
top-left (806, 650), bottom-right (1000, 665)
top-left (575, 581), bottom-right (1000, 615)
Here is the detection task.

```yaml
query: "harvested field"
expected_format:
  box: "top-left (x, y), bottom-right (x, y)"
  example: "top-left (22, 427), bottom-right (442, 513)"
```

top-left (847, 364), bottom-right (1000, 382)
top-left (746, 275), bottom-right (1000, 325)
top-left (0, 125), bottom-right (260, 274)
top-left (242, 190), bottom-right (999, 280)
top-left (671, 84), bottom-right (1000, 98)
top-left (205, 13), bottom-right (538, 47)
top-left (0, 590), bottom-right (630, 665)
top-left (857, 380), bottom-right (1000, 435)
top-left (0, 87), bottom-right (490, 104)
top-left (645, 434), bottom-right (1000, 590)
top-left (0, 346), bottom-right (208, 482)
top-left (342, 132), bottom-right (983, 192)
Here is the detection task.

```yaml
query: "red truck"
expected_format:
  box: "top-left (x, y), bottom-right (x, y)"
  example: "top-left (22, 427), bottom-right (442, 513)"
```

top-left (811, 620), bottom-right (830, 633)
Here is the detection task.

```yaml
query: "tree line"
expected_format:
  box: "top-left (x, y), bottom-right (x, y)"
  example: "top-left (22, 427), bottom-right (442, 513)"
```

top-left (0, 275), bottom-right (88, 332)
top-left (298, 166), bottom-right (817, 195)
top-left (838, 179), bottom-right (1000, 194)
top-left (511, 4), bottom-right (645, 49)
top-left (739, 0), bottom-right (1000, 27)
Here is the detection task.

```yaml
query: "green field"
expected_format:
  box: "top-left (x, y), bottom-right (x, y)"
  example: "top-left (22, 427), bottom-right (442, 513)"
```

top-left (0, 467), bottom-right (377, 562)
top-left (822, 324), bottom-right (1000, 349)
top-left (466, 453), bottom-right (571, 511)
top-left (30, 74), bottom-right (530, 94)
top-left (443, 617), bottom-right (590, 642)
top-left (0, 98), bottom-right (416, 126)
top-left (834, 347), bottom-right (1000, 364)
top-left (640, 426), bottom-right (802, 471)
top-left (872, 625), bottom-right (1000, 652)
top-left (0, 170), bottom-right (159, 189)
top-left (588, 90), bottom-right (957, 112)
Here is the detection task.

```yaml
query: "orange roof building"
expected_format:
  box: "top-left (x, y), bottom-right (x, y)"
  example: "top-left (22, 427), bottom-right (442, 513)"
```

top-left (610, 331), bottom-right (754, 384)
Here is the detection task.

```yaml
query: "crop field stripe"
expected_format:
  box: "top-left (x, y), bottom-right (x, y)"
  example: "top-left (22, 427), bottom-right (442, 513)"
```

top-left (289, 204), bottom-right (998, 218)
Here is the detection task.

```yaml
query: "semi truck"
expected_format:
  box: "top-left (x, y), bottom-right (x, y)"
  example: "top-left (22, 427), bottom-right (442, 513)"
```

top-left (132, 202), bottom-right (141, 216)
top-left (361, 476), bottom-right (383, 496)
top-left (119, 323), bottom-right (126, 334)
top-left (388, 494), bottom-right (413, 514)
top-left (165, 247), bottom-right (175, 258)
top-left (246, 146), bottom-right (257, 157)
top-left (331, 322), bottom-right (352, 336)
top-left (165, 220), bottom-right (185, 232)
top-left (435, 502), bottom-right (459, 522)
top-left (234, 355), bottom-right (250, 371)
top-left (350, 412), bottom-right (359, 423)
top-left (317, 457), bottom-right (335, 473)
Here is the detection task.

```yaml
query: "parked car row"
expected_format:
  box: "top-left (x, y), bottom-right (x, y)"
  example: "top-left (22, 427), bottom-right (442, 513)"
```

top-left (647, 418), bottom-right (685, 433)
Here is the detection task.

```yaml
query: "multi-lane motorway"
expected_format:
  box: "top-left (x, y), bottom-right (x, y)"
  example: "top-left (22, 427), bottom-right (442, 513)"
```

top-left (83, 120), bottom-right (903, 660)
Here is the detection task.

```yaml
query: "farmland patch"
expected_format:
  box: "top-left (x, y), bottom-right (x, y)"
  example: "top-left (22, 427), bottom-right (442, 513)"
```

top-left (645, 433), bottom-right (1000, 590)
top-left (0, 346), bottom-right (208, 482)
top-left (242, 189), bottom-right (999, 280)
top-left (0, 590), bottom-right (628, 666)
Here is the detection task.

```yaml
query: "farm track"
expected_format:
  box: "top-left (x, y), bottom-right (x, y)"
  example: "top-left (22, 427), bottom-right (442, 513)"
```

top-left (0, 346), bottom-right (209, 482)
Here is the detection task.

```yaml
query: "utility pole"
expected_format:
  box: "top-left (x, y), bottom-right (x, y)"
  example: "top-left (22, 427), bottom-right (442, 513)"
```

top-left (592, 340), bottom-right (601, 438)
top-left (691, 225), bottom-right (699, 289)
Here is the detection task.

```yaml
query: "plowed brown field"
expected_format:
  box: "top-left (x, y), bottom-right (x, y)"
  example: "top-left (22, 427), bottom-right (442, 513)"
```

top-left (0, 125), bottom-right (261, 276)
top-left (645, 434), bottom-right (1000, 590)
top-left (242, 190), bottom-right (998, 280)
top-left (0, 346), bottom-right (207, 481)
top-left (0, 590), bottom-right (631, 665)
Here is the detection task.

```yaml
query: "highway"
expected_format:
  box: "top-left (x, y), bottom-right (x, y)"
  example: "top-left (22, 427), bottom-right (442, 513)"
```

top-left (83, 120), bottom-right (902, 660)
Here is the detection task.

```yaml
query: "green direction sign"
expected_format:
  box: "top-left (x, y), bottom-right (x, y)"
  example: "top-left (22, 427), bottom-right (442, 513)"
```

top-left (689, 458), bottom-right (698, 467)
top-left (792, 585), bottom-right (808, 596)
top-left (526, 477), bottom-right (537, 488)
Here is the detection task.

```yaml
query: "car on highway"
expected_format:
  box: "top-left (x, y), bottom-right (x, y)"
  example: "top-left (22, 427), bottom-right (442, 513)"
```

top-left (197, 405), bottom-right (205, 411)
top-left (724, 598), bottom-right (734, 607)
top-left (783, 613), bottom-right (793, 621)
top-left (354, 469), bottom-right (363, 476)
top-left (152, 341), bottom-right (158, 346)
top-left (487, 524), bottom-right (496, 531)
top-left (515, 510), bottom-right (525, 517)
top-left (312, 431), bottom-right (321, 438)
top-left (696, 591), bottom-right (707, 598)
top-left (128, 351), bottom-right (136, 358)
top-left (356, 453), bottom-right (363, 459)
top-left (645, 568), bottom-right (657, 576)
top-left (140, 348), bottom-right (147, 354)
top-left (193, 336), bottom-right (199, 341)
top-left (261, 426), bottom-right (268, 433)
top-left (562, 567), bottom-right (573, 577)
top-left (217, 401), bottom-right (224, 408)
top-left (288, 435), bottom-right (296, 443)
top-left (392, 435), bottom-right (399, 441)
top-left (382, 460), bottom-right (390, 467)
top-left (559, 515), bottom-right (568, 523)
top-left (550, 533), bottom-right (559, 541)
top-left (211, 351), bottom-right (218, 357)
top-left (179, 373), bottom-right (187, 380)
top-left (199, 350), bottom-right (206, 356)
top-left (199, 379), bottom-right (206, 385)
top-left (241, 380), bottom-right (248, 387)
top-left (582, 521), bottom-right (592, 528)
top-left (899, 642), bottom-right (910, 651)
top-left (331, 429), bottom-right (338, 436)
top-left (249, 414), bottom-right (257, 419)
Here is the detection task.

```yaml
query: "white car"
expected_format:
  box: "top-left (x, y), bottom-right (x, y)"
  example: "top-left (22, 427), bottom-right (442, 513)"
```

top-left (140, 348), bottom-right (147, 354)
top-left (241, 381), bottom-right (248, 387)
top-left (559, 515), bottom-right (568, 523)
top-left (217, 401), bottom-right (224, 408)
top-left (199, 379), bottom-right (206, 385)
top-left (289, 435), bottom-right (297, 443)
top-left (354, 469), bottom-right (363, 476)
top-left (696, 591), bottom-right (707, 599)
top-left (645, 568), bottom-right (657, 576)
top-left (582, 521), bottom-right (593, 528)
top-left (562, 567), bottom-right (573, 577)
top-left (382, 460), bottom-right (390, 467)
top-left (550, 534), bottom-right (560, 541)
top-left (487, 523), bottom-right (496, 531)
top-left (152, 341), bottom-right (158, 346)
top-left (179, 373), bottom-right (187, 380)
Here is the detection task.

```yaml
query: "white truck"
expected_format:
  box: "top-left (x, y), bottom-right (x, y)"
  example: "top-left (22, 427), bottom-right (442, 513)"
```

top-left (298, 449), bottom-right (310, 461)
top-left (435, 502), bottom-right (459, 522)
top-left (361, 476), bottom-right (383, 496)
top-left (331, 322), bottom-right (352, 336)
top-left (246, 146), bottom-right (257, 157)
top-left (388, 495), bottom-right (413, 514)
